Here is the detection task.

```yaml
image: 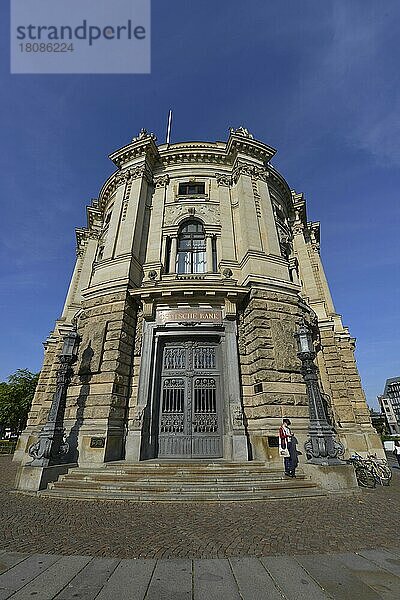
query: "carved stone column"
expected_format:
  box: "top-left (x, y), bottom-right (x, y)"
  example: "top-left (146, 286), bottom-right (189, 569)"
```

top-left (206, 235), bottom-right (213, 273)
top-left (223, 319), bottom-right (248, 461)
top-left (170, 236), bottom-right (178, 274)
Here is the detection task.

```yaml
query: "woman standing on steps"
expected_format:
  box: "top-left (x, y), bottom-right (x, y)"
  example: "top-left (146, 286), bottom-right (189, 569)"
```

top-left (279, 418), bottom-right (298, 478)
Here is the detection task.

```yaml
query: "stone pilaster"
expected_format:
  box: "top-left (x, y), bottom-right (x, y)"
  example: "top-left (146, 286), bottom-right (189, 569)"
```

top-left (13, 335), bottom-right (63, 464)
top-left (61, 291), bottom-right (137, 466)
top-left (238, 287), bottom-right (309, 461)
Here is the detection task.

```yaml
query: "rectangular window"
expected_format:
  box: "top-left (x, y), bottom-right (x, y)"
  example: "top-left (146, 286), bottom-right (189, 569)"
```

top-left (212, 238), bottom-right (217, 272)
top-left (178, 182), bottom-right (205, 196)
top-left (165, 237), bottom-right (171, 274)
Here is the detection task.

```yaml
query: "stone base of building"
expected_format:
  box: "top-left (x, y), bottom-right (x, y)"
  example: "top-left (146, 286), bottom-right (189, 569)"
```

top-left (12, 429), bottom-right (39, 465)
top-left (302, 463), bottom-right (359, 492)
top-left (15, 463), bottom-right (77, 492)
top-left (338, 427), bottom-right (385, 458)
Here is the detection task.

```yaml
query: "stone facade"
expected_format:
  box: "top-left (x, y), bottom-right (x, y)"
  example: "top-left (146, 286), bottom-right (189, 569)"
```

top-left (14, 127), bottom-right (382, 472)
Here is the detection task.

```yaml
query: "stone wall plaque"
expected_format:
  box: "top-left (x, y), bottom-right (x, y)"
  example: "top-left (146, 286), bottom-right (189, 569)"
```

top-left (90, 437), bottom-right (105, 448)
top-left (157, 308), bottom-right (223, 325)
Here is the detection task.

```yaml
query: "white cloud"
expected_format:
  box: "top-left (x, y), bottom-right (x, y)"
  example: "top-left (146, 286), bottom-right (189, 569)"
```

top-left (287, 1), bottom-right (400, 166)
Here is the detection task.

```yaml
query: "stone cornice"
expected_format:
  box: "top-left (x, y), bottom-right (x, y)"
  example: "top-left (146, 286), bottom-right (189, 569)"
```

top-left (86, 200), bottom-right (102, 230)
top-left (75, 226), bottom-right (101, 256)
top-left (96, 129), bottom-right (292, 213)
top-left (159, 143), bottom-right (228, 167)
top-left (227, 128), bottom-right (276, 163)
top-left (99, 161), bottom-right (153, 209)
top-left (109, 131), bottom-right (159, 169)
top-left (129, 280), bottom-right (249, 302)
top-left (267, 165), bottom-right (293, 208)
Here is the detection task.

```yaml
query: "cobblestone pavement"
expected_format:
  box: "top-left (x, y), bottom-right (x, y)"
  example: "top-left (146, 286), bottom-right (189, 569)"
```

top-left (2, 456), bottom-right (400, 560)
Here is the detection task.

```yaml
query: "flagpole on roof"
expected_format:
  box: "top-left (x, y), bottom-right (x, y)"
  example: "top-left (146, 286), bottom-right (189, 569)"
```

top-left (166, 109), bottom-right (173, 145)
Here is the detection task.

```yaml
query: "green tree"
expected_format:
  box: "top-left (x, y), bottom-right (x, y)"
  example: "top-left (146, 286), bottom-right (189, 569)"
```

top-left (0, 369), bottom-right (39, 436)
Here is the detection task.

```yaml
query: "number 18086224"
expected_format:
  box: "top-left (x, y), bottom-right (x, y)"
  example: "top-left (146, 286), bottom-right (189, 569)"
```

top-left (19, 43), bottom-right (74, 52)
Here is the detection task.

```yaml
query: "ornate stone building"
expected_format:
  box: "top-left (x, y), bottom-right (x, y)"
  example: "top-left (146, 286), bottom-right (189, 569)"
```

top-left (15, 127), bottom-right (381, 485)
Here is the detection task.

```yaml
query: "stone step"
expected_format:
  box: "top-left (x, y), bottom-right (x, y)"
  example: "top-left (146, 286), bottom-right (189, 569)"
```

top-left (42, 485), bottom-right (326, 502)
top-left (42, 461), bottom-right (322, 502)
top-left (89, 463), bottom-right (282, 472)
top-left (64, 464), bottom-right (289, 477)
top-left (50, 478), bottom-right (315, 492)
top-left (61, 472), bottom-right (304, 484)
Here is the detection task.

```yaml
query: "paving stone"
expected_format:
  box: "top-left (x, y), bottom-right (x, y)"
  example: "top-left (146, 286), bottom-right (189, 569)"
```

top-left (95, 559), bottom-right (156, 600)
top-left (194, 559), bottom-right (241, 600)
top-left (229, 557), bottom-right (283, 600)
top-left (260, 556), bottom-right (330, 599)
top-left (295, 554), bottom-right (381, 600)
top-left (336, 552), bottom-right (400, 599)
top-left (145, 559), bottom-right (192, 600)
top-left (357, 549), bottom-right (400, 578)
top-left (0, 554), bottom-right (60, 595)
top-left (0, 553), bottom-right (29, 575)
top-left (10, 555), bottom-right (92, 600)
top-left (54, 558), bottom-right (119, 600)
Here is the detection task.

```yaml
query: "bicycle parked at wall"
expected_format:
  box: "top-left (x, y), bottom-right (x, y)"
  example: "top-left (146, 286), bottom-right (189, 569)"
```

top-left (366, 453), bottom-right (392, 485)
top-left (347, 453), bottom-right (392, 488)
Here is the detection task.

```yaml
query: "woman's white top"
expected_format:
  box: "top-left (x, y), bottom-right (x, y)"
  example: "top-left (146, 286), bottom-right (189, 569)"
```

top-left (282, 425), bottom-right (292, 442)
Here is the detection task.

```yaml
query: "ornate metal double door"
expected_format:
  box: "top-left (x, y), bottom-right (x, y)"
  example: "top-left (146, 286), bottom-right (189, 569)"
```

top-left (158, 340), bottom-right (223, 458)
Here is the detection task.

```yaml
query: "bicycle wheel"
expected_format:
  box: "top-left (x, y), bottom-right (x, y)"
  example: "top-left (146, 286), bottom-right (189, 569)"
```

top-left (355, 466), bottom-right (376, 488)
top-left (372, 464), bottom-right (392, 485)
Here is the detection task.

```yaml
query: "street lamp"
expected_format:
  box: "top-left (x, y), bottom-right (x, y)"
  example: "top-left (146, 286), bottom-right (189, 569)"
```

top-left (28, 325), bottom-right (80, 466)
top-left (295, 322), bottom-right (344, 464)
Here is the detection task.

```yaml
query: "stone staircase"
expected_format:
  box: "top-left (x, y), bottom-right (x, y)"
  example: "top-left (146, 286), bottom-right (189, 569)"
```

top-left (42, 461), bottom-right (326, 501)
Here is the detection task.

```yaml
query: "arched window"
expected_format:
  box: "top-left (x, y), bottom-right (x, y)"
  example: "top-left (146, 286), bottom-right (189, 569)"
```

top-left (176, 220), bottom-right (206, 274)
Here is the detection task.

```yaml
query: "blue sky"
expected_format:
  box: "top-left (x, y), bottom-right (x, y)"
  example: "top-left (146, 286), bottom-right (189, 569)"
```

top-left (1, 0), bottom-right (399, 408)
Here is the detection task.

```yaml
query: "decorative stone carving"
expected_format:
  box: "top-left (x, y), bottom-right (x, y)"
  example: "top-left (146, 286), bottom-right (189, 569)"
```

top-left (101, 162), bottom-right (153, 206)
top-left (134, 309), bottom-right (143, 356)
top-left (164, 204), bottom-right (220, 226)
top-left (75, 227), bottom-right (101, 257)
top-left (215, 173), bottom-right (231, 187)
top-left (279, 236), bottom-right (292, 261)
top-left (292, 222), bottom-right (304, 236)
top-left (79, 321), bottom-right (107, 374)
top-left (132, 406), bottom-right (145, 429)
top-left (232, 405), bottom-right (244, 427)
top-left (251, 179), bottom-right (262, 218)
top-left (229, 126), bottom-right (254, 139)
top-left (131, 128), bottom-right (157, 142)
top-left (154, 174), bottom-right (170, 188)
top-left (87, 229), bottom-right (101, 240)
top-left (142, 300), bottom-right (154, 320)
top-left (194, 204), bottom-right (220, 224)
top-left (270, 319), bottom-right (298, 371)
top-left (148, 270), bottom-right (157, 280)
top-left (224, 297), bottom-right (236, 319)
top-left (232, 162), bottom-right (269, 184)
top-left (126, 165), bottom-right (152, 183)
top-left (309, 224), bottom-right (321, 254)
top-left (76, 240), bottom-right (87, 258)
top-left (222, 268), bottom-right (233, 278)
